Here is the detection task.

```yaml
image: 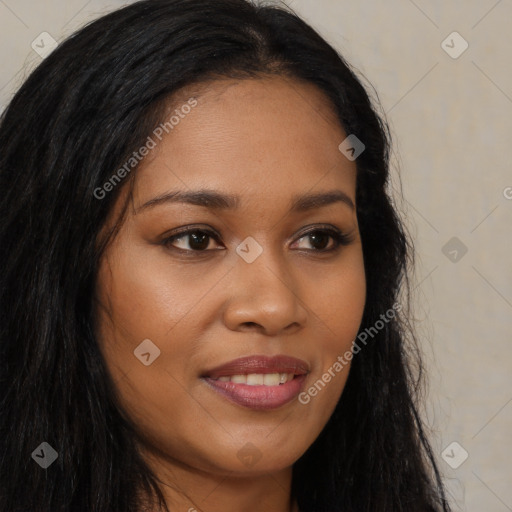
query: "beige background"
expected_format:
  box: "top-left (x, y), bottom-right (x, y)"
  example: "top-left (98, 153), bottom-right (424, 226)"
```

top-left (1, 1), bottom-right (511, 510)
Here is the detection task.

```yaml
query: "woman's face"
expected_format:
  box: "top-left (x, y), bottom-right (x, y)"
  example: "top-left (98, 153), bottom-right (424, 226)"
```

top-left (95, 76), bottom-right (366, 477)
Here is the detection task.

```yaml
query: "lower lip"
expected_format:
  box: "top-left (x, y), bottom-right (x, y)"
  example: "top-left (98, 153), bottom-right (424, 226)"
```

top-left (202, 375), bottom-right (307, 410)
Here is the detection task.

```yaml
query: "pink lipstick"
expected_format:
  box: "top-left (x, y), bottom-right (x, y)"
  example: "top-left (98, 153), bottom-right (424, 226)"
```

top-left (201, 355), bottom-right (309, 410)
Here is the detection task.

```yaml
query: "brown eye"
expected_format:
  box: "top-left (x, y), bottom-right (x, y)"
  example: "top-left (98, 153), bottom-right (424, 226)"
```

top-left (293, 228), bottom-right (353, 252)
top-left (162, 229), bottom-right (222, 252)
top-left (305, 231), bottom-right (331, 250)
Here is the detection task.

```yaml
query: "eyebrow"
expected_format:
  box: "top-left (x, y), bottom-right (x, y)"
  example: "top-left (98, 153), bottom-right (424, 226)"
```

top-left (136, 188), bottom-right (355, 214)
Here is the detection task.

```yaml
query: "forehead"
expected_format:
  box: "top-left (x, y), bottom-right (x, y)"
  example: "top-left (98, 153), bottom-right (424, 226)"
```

top-left (133, 76), bottom-right (357, 210)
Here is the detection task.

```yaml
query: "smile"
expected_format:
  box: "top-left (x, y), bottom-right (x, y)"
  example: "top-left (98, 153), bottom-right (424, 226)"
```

top-left (201, 355), bottom-right (309, 410)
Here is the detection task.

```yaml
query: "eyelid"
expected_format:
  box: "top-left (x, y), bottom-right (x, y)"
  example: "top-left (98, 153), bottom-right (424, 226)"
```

top-left (294, 223), bottom-right (347, 239)
top-left (291, 224), bottom-right (355, 250)
top-left (163, 224), bottom-right (221, 240)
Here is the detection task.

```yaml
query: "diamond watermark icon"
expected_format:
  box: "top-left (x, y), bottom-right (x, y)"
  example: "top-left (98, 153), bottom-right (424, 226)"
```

top-left (134, 338), bottom-right (161, 366)
top-left (441, 441), bottom-right (469, 469)
top-left (237, 442), bottom-right (262, 467)
top-left (441, 31), bottom-right (468, 59)
top-left (442, 236), bottom-right (468, 263)
top-left (31, 32), bottom-right (58, 59)
top-left (31, 442), bottom-right (58, 469)
top-left (236, 236), bottom-right (263, 263)
top-left (338, 134), bottom-right (365, 161)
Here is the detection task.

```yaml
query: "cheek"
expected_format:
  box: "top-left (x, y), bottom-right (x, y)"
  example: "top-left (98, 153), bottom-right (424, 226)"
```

top-left (93, 250), bottom-right (207, 444)
top-left (94, 244), bottom-right (213, 359)
top-left (93, 243), bottom-right (225, 412)
top-left (93, 247), bottom-right (182, 396)
top-left (315, 246), bottom-right (366, 345)
top-left (308, 248), bottom-right (366, 399)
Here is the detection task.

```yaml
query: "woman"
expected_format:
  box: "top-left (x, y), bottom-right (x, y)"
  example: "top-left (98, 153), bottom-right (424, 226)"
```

top-left (0, 0), bottom-right (451, 510)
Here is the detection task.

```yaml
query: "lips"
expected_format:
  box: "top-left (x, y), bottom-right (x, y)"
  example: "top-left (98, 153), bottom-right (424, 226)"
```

top-left (202, 355), bottom-right (309, 379)
top-left (201, 355), bottom-right (310, 410)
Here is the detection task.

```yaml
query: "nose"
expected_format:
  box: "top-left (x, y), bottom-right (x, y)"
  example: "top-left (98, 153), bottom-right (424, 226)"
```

top-left (222, 247), bottom-right (308, 336)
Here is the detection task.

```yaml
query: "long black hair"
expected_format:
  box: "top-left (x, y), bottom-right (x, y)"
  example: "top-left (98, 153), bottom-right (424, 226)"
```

top-left (0, 0), bottom-right (451, 510)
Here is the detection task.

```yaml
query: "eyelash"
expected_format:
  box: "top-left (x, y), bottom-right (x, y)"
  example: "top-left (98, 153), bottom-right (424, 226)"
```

top-left (161, 224), bottom-right (354, 255)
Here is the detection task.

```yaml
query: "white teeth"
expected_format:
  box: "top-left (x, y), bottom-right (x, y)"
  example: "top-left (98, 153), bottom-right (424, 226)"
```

top-left (263, 373), bottom-right (281, 386)
top-left (246, 373), bottom-right (264, 385)
top-left (215, 373), bottom-right (295, 385)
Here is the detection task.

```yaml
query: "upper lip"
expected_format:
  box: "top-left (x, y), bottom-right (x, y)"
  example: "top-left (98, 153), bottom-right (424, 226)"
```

top-left (202, 355), bottom-right (310, 379)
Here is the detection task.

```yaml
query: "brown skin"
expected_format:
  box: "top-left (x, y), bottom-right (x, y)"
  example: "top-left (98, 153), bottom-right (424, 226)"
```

top-left (94, 76), bottom-right (366, 512)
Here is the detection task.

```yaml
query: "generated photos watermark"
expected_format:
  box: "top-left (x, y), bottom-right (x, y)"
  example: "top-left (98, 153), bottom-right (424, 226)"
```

top-left (298, 302), bottom-right (402, 404)
top-left (93, 97), bottom-right (198, 200)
